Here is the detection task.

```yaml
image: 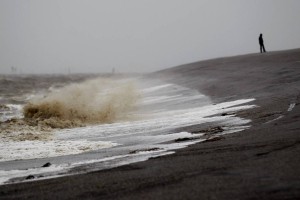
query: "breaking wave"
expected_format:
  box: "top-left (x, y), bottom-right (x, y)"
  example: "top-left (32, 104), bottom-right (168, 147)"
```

top-left (1, 77), bottom-right (140, 142)
top-left (22, 78), bottom-right (139, 128)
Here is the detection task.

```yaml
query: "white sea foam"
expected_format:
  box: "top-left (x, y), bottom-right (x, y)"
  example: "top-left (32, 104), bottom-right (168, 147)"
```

top-left (0, 104), bottom-right (23, 122)
top-left (0, 164), bottom-right (66, 184)
top-left (0, 137), bottom-right (202, 185)
top-left (288, 103), bottom-right (296, 112)
top-left (0, 140), bottom-right (118, 162)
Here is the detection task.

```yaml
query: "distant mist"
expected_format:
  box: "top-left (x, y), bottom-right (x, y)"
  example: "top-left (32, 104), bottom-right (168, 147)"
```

top-left (1, 0), bottom-right (300, 74)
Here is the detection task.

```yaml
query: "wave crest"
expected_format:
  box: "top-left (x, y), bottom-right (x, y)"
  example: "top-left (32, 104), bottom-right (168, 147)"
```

top-left (23, 78), bottom-right (139, 126)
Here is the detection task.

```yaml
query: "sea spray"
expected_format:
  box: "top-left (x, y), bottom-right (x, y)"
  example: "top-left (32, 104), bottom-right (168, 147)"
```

top-left (1, 78), bottom-right (140, 141)
top-left (23, 78), bottom-right (140, 125)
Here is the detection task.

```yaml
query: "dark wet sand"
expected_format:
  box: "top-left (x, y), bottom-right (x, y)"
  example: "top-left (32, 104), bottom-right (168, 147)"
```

top-left (1, 49), bottom-right (300, 199)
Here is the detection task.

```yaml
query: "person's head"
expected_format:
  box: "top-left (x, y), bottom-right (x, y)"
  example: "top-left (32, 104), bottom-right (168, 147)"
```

top-left (260, 33), bottom-right (263, 37)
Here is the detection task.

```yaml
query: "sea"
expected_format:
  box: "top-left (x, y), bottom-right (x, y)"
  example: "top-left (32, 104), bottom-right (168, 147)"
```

top-left (0, 74), bottom-right (255, 185)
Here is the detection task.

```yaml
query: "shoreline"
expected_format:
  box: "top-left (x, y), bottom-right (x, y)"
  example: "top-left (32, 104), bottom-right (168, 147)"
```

top-left (1, 49), bottom-right (300, 199)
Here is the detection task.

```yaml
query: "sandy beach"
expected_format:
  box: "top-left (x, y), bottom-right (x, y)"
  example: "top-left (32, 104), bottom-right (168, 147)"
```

top-left (1, 49), bottom-right (300, 199)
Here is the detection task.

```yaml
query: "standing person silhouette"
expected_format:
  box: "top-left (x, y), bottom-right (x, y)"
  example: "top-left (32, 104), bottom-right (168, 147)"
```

top-left (259, 33), bottom-right (266, 53)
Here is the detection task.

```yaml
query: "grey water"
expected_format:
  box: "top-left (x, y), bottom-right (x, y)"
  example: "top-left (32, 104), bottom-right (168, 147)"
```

top-left (0, 74), bottom-right (255, 184)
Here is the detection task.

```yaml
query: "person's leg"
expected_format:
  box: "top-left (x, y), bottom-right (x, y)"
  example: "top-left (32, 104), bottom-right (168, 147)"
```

top-left (260, 45), bottom-right (263, 53)
top-left (263, 45), bottom-right (266, 52)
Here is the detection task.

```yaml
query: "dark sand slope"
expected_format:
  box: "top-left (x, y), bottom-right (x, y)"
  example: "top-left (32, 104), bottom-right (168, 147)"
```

top-left (1, 49), bottom-right (300, 200)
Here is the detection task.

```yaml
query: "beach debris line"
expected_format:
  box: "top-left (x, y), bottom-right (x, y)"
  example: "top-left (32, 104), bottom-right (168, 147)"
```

top-left (130, 148), bottom-right (162, 154)
top-left (203, 136), bottom-right (225, 143)
top-left (174, 137), bottom-right (196, 142)
top-left (191, 126), bottom-right (225, 135)
top-left (221, 112), bottom-right (235, 116)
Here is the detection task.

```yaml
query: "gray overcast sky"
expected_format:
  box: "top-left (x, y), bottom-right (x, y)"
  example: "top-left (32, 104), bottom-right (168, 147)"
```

top-left (1, 0), bottom-right (300, 74)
